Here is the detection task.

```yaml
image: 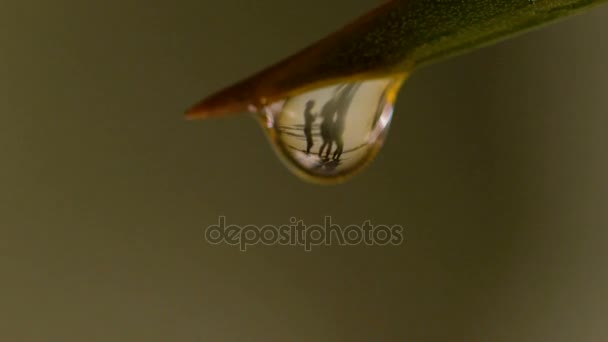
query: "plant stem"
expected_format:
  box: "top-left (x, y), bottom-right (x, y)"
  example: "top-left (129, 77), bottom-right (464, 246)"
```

top-left (187, 0), bottom-right (607, 119)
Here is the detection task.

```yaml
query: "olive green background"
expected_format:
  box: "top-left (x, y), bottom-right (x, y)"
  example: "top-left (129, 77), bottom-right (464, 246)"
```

top-left (1, 1), bottom-right (607, 341)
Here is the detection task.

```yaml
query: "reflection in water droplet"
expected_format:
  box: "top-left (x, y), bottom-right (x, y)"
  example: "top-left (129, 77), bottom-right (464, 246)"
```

top-left (257, 75), bottom-right (406, 184)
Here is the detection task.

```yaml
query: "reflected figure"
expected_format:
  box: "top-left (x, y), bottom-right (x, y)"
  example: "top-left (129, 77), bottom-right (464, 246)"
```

top-left (303, 100), bottom-right (317, 154)
top-left (316, 84), bottom-right (360, 160)
top-left (318, 96), bottom-right (337, 159)
top-left (332, 84), bottom-right (359, 160)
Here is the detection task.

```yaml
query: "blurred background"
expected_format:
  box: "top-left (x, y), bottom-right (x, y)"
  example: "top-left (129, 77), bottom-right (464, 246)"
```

top-left (1, 1), bottom-right (607, 341)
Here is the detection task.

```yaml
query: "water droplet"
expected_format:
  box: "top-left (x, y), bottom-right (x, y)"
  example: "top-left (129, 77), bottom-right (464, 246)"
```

top-left (257, 75), bottom-right (406, 184)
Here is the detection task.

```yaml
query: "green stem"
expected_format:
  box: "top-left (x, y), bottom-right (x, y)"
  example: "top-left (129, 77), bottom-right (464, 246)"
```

top-left (187, 0), bottom-right (607, 119)
top-left (306, 0), bottom-right (608, 81)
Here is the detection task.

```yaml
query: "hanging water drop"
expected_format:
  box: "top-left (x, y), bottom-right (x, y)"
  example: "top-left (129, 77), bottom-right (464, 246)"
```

top-left (258, 76), bottom-right (406, 184)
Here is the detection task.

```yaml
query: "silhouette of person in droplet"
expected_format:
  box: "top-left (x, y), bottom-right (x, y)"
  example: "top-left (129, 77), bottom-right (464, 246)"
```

top-left (318, 96), bottom-right (337, 160)
top-left (303, 100), bottom-right (317, 154)
top-left (332, 83), bottom-right (359, 160)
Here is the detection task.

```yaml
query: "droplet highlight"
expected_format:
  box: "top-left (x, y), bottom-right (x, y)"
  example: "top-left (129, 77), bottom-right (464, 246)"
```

top-left (258, 76), bottom-right (406, 184)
